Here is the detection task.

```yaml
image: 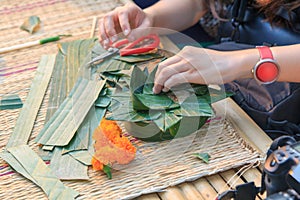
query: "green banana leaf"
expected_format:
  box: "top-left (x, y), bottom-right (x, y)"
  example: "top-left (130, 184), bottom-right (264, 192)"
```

top-left (132, 93), bottom-right (175, 110)
top-left (113, 53), bottom-right (163, 63)
top-left (106, 105), bottom-right (161, 122)
top-left (142, 65), bottom-right (157, 95)
top-left (174, 95), bottom-right (213, 117)
top-left (153, 111), bottom-right (182, 132)
top-left (130, 66), bottom-right (147, 93)
top-left (95, 96), bottom-right (111, 108)
top-left (96, 58), bottom-right (133, 73)
top-left (0, 94), bottom-right (23, 110)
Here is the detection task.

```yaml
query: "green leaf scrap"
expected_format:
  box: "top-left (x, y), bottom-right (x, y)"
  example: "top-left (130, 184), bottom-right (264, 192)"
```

top-left (0, 94), bottom-right (23, 110)
top-left (194, 152), bottom-right (211, 164)
top-left (103, 165), bottom-right (112, 179)
top-left (20, 16), bottom-right (41, 34)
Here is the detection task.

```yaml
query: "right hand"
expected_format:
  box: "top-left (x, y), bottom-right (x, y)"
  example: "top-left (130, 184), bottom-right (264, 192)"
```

top-left (98, 2), bottom-right (154, 48)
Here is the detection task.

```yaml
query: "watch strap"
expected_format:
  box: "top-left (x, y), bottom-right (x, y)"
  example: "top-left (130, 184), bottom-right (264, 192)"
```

top-left (257, 46), bottom-right (273, 59)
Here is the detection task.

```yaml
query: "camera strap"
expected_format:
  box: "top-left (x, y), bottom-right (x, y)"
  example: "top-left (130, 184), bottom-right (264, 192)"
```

top-left (216, 182), bottom-right (260, 200)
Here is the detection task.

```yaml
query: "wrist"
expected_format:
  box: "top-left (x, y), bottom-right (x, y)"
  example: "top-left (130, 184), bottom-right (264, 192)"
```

top-left (230, 49), bottom-right (260, 80)
top-left (144, 8), bottom-right (156, 27)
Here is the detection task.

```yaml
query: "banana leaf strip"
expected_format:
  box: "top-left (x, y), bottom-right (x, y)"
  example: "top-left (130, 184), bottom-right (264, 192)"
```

top-left (6, 55), bottom-right (56, 148)
top-left (100, 72), bottom-right (120, 83)
top-left (95, 107), bottom-right (107, 122)
top-left (113, 53), bottom-right (163, 63)
top-left (58, 39), bottom-right (97, 92)
top-left (95, 96), bottom-right (111, 108)
top-left (68, 151), bottom-right (93, 166)
top-left (0, 151), bottom-right (35, 182)
top-left (108, 99), bottom-right (125, 112)
top-left (36, 78), bottom-right (86, 144)
top-left (0, 94), bottom-right (23, 110)
top-left (96, 58), bottom-right (133, 73)
top-left (35, 79), bottom-right (106, 146)
top-left (1, 145), bottom-right (79, 199)
top-left (62, 111), bottom-right (90, 154)
top-left (108, 92), bottom-right (131, 111)
top-left (46, 39), bottom-right (97, 121)
top-left (65, 106), bottom-right (103, 166)
top-left (20, 16), bottom-right (41, 34)
top-left (50, 147), bottom-right (89, 180)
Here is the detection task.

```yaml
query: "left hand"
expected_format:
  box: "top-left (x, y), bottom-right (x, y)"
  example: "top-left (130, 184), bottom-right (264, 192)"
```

top-left (153, 46), bottom-right (253, 94)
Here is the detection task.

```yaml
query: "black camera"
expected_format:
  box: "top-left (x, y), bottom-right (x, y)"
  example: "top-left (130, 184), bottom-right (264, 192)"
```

top-left (217, 136), bottom-right (300, 200)
top-left (263, 136), bottom-right (300, 199)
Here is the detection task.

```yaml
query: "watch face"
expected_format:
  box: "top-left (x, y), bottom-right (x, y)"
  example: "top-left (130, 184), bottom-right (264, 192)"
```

top-left (253, 59), bottom-right (280, 84)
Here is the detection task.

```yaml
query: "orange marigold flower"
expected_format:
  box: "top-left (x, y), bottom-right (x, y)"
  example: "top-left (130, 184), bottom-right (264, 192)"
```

top-left (92, 119), bottom-right (136, 169)
top-left (91, 157), bottom-right (103, 171)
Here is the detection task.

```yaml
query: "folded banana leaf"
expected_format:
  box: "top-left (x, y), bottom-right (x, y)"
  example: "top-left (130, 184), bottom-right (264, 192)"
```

top-left (107, 65), bottom-right (225, 142)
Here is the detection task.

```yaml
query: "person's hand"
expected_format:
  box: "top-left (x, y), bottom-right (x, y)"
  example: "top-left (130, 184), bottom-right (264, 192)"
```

top-left (98, 2), bottom-right (154, 48)
top-left (153, 46), bottom-right (254, 94)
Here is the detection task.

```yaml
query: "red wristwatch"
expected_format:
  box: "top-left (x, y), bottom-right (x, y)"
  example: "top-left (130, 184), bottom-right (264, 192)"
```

top-left (252, 46), bottom-right (280, 84)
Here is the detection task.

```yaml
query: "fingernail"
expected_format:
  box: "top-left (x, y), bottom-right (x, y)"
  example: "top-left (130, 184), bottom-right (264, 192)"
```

top-left (152, 88), bottom-right (157, 94)
top-left (162, 87), bottom-right (169, 93)
top-left (111, 36), bottom-right (118, 42)
top-left (124, 29), bottom-right (130, 36)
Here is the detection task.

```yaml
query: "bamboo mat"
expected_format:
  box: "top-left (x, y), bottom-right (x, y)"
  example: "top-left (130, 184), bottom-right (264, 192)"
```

top-left (0, 0), bottom-right (263, 199)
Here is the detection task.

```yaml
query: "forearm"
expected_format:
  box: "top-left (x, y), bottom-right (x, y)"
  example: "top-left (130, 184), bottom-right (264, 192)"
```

top-left (144, 0), bottom-right (208, 31)
top-left (271, 44), bottom-right (300, 83)
top-left (228, 44), bottom-right (300, 83)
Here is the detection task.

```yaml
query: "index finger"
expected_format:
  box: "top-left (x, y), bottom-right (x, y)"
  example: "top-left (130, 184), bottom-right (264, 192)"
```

top-left (117, 10), bottom-right (131, 36)
top-left (153, 59), bottom-right (189, 94)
